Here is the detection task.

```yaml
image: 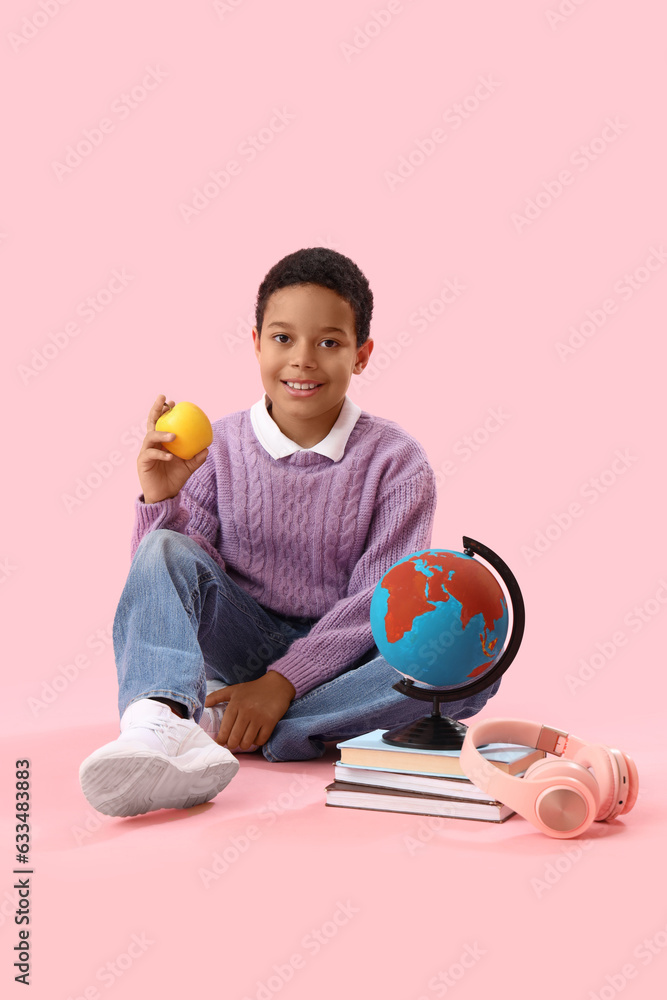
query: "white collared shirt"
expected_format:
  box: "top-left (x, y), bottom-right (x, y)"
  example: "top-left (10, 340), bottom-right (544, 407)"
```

top-left (249, 392), bottom-right (362, 462)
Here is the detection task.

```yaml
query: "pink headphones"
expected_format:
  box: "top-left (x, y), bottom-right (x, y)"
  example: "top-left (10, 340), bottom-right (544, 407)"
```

top-left (459, 718), bottom-right (639, 838)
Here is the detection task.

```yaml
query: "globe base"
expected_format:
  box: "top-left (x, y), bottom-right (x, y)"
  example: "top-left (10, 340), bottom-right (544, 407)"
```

top-left (381, 714), bottom-right (468, 751)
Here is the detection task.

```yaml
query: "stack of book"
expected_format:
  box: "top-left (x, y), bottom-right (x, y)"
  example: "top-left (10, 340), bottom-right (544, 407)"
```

top-left (325, 729), bottom-right (545, 823)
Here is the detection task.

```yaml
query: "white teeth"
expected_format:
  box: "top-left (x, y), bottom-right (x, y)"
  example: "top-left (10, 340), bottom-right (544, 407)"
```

top-left (286, 382), bottom-right (320, 390)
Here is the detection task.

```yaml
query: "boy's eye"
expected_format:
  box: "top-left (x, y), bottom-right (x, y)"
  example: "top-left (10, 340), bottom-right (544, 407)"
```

top-left (272, 334), bottom-right (339, 348)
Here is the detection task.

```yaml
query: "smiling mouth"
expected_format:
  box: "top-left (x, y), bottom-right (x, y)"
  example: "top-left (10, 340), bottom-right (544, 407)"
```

top-left (281, 380), bottom-right (323, 389)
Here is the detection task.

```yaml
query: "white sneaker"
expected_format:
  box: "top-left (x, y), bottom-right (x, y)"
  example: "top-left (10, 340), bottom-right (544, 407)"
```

top-left (79, 698), bottom-right (240, 817)
top-left (199, 705), bottom-right (260, 753)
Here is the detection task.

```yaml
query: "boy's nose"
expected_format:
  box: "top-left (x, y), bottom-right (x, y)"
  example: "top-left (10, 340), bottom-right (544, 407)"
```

top-left (290, 346), bottom-right (317, 368)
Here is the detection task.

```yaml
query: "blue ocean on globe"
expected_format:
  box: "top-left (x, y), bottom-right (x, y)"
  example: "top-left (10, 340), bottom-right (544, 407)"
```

top-left (370, 548), bottom-right (509, 688)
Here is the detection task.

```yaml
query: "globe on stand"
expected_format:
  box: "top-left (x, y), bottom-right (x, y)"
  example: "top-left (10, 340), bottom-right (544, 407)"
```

top-left (369, 537), bottom-right (525, 750)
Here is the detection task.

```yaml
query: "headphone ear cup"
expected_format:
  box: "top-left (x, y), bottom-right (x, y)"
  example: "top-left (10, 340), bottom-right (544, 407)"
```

top-left (520, 757), bottom-right (600, 836)
top-left (522, 757), bottom-right (560, 782)
top-left (619, 751), bottom-right (639, 814)
top-left (573, 746), bottom-right (639, 818)
top-left (573, 745), bottom-right (619, 821)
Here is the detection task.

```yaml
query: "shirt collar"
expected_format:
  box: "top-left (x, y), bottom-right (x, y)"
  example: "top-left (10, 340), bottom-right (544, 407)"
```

top-left (250, 392), bottom-right (361, 462)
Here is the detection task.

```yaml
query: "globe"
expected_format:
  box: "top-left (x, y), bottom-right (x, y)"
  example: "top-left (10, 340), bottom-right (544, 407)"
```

top-left (370, 548), bottom-right (510, 688)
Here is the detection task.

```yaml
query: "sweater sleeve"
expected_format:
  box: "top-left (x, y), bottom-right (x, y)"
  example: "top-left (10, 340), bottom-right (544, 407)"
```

top-left (266, 463), bottom-right (437, 699)
top-left (130, 469), bottom-right (226, 571)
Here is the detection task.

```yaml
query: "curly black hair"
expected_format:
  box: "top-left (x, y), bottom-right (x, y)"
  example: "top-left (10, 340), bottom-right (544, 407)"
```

top-left (254, 247), bottom-right (374, 348)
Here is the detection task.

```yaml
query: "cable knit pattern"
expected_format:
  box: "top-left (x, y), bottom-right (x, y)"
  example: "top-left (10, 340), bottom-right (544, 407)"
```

top-left (130, 407), bottom-right (437, 698)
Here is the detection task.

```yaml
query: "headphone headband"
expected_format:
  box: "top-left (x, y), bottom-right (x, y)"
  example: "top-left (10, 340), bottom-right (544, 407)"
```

top-left (464, 717), bottom-right (588, 761)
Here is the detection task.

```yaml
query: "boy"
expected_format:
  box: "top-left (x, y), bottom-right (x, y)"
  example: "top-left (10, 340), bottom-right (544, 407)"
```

top-left (79, 247), bottom-right (500, 817)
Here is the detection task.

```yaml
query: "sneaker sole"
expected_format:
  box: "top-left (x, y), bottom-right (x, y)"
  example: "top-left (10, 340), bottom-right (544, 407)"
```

top-left (79, 748), bottom-right (240, 817)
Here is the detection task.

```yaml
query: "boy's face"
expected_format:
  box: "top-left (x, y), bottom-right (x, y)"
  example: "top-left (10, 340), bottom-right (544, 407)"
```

top-left (252, 283), bottom-right (373, 448)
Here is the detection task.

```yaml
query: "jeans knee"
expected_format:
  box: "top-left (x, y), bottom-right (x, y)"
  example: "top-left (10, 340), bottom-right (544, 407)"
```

top-left (138, 527), bottom-right (179, 549)
top-left (136, 529), bottom-right (195, 562)
top-left (132, 530), bottom-right (205, 585)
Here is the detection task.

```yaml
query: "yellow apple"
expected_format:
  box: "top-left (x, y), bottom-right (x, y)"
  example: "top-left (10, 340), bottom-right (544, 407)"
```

top-left (155, 401), bottom-right (213, 460)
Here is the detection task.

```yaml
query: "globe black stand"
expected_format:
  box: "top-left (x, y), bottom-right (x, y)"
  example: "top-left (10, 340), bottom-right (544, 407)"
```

top-left (381, 537), bottom-right (525, 751)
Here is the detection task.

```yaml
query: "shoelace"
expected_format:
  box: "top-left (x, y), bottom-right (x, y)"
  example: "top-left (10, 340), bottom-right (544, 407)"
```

top-left (124, 711), bottom-right (188, 751)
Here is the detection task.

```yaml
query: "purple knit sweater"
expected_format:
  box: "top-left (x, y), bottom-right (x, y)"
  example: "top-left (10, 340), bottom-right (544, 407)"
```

top-left (131, 407), bottom-right (437, 698)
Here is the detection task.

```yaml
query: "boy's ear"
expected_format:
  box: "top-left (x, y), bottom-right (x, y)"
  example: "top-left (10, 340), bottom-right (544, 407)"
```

top-left (354, 337), bottom-right (374, 373)
top-left (252, 326), bottom-right (260, 356)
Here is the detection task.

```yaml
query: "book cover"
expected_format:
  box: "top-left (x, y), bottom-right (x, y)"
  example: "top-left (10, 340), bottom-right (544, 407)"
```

top-left (332, 762), bottom-right (519, 801)
top-left (336, 729), bottom-right (544, 777)
top-left (325, 780), bottom-right (515, 822)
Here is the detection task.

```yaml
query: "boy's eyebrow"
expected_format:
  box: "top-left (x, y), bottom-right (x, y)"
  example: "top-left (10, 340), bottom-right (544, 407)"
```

top-left (267, 321), bottom-right (351, 336)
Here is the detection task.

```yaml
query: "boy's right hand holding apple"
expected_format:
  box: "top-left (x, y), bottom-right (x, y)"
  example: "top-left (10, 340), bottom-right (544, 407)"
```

top-left (138, 395), bottom-right (209, 504)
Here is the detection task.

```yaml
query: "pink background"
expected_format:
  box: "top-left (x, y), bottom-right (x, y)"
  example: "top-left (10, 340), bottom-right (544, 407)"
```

top-left (2, 1), bottom-right (665, 997)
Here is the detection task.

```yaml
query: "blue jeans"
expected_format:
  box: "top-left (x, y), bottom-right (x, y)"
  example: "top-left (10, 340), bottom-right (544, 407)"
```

top-left (113, 529), bottom-right (501, 762)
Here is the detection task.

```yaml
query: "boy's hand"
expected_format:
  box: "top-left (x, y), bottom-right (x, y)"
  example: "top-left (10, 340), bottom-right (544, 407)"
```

top-left (205, 672), bottom-right (296, 750)
top-left (138, 394), bottom-right (209, 504)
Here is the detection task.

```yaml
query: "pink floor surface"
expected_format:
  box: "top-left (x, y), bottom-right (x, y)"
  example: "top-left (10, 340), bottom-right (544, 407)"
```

top-left (3, 721), bottom-right (665, 1000)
